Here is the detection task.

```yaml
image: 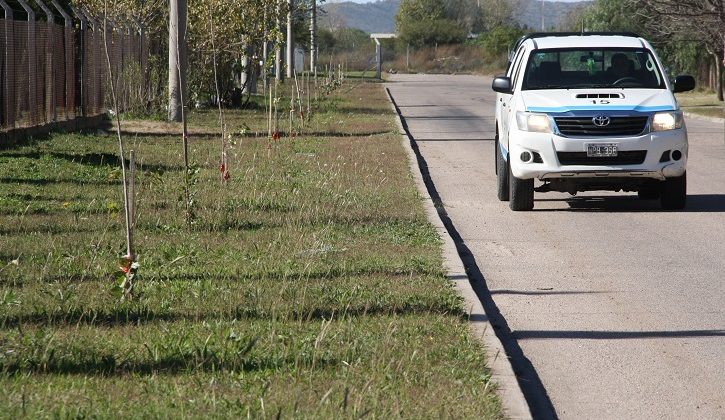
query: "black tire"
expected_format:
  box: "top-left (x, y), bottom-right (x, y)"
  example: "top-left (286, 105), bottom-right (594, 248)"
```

top-left (496, 140), bottom-right (510, 201)
top-left (509, 162), bottom-right (534, 211)
top-left (637, 182), bottom-right (661, 200)
top-left (660, 172), bottom-right (687, 210)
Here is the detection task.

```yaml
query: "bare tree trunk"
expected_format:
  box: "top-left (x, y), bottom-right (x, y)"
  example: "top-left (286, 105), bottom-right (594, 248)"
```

top-left (275, 0), bottom-right (283, 81)
top-left (242, 43), bottom-right (257, 94)
top-left (241, 40), bottom-right (249, 93)
top-left (168, 0), bottom-right (187, 122)
top-left (263, 10), bottom-right (268, 94)
top-left (286, 0), bottom-right (294, 79)
top-left (249, 45), bottom-right (258, 94)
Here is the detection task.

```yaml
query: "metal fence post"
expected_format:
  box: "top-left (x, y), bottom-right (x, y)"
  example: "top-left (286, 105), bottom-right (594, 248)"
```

top-left (105, 15), bottom-right (117, 114)
top-left (121, 18), bottom-right (133, 112)
top-left (131, 16), bottom-right (145, 93)
top-left (34, 0), bottom-right (56, 123)
top-left (82, 9), bottom-right (99, 116)
top-left (17, 0), bottom-right (37, 126)
top-left (51, 0), bottom-right (73, 120)
top-left (0, 0), bottom-right (15, 130)
top-left (70, 6), bottom-right (86, 117)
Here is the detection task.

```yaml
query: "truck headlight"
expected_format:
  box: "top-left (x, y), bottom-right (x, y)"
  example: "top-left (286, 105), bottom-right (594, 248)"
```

top-left (651, 111), bottom-right (683, 131)
top-left (516, 112), bottom-right (552, 133)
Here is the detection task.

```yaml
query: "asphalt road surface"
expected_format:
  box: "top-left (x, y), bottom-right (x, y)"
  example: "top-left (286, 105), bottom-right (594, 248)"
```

top-left (387, 74), bottom-right (725, 419)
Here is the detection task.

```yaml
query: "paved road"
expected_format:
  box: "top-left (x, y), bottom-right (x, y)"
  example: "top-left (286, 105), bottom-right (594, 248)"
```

top-left (387, 74), bottom-right (725, 419)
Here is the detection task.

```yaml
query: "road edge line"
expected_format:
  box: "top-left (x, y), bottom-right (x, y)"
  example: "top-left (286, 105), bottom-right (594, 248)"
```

top-left (384, 85), bottom-right (532, 420)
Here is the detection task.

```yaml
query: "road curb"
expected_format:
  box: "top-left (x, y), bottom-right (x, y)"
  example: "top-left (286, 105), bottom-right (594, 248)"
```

top-left (683, 111), bottom-right (725, 124)
top-left (384, 86), bottom-right (533, 420)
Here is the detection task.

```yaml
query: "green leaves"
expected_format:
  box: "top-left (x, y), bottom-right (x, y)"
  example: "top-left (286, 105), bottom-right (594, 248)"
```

top-left (396, 0), bottom-right (467, 47)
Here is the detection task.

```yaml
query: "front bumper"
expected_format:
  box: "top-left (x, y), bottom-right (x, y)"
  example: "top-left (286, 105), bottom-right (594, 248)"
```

top-left (507, 127), bottom-right (688, 181)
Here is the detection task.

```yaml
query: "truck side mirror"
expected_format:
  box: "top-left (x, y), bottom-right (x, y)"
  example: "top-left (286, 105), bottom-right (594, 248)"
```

top-left (673, 75), bottom-right (695, 93)
top-left (492, 77), bottom-right (512, 94)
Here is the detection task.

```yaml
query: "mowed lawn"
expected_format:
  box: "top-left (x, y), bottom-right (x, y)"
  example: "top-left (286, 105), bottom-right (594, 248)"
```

top-left (0, 81), bottom-right (502, 418)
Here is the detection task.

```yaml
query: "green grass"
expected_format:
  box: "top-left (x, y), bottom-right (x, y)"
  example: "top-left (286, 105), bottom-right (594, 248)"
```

top-left (676, 90), bottom-right (725, 119)
top-left (0, 81), bottom-right (502, 418)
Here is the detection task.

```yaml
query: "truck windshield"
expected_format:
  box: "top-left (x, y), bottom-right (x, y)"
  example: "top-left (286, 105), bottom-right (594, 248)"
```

top-left (521, 48), bottom-right (665, 90)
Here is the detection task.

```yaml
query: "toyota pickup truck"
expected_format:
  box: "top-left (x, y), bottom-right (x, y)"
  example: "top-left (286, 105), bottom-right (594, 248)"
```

top-left (492, 32), bottom-right (695, 211)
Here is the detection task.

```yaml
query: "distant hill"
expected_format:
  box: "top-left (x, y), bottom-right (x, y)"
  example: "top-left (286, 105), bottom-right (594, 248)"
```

top-left (319, 0), bottom-right (591, 34)
top-left (320, 0), bottom-right (400, 33)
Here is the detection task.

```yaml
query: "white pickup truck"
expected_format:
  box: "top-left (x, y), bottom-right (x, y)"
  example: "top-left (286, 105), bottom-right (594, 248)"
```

top-left (492, 32), bottom-right (695, 211)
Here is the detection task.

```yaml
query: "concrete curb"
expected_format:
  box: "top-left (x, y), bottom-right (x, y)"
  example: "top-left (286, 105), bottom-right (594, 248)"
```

top-left (683, 111), bottom-right (725, 124)
top-left (384, 86), bottom-right (532, 420)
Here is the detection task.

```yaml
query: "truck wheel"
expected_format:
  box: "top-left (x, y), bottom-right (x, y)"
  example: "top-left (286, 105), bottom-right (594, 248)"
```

top-left (509, 163), bottom-right (534, 211)
top-left (660, 172), bottom-right (686, 210)
top-left (497, 141), bottom-right (509, 201)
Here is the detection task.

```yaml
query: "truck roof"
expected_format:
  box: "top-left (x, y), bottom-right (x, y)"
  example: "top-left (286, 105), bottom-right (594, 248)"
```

top-left (514, 32), bottom-right (645, 51)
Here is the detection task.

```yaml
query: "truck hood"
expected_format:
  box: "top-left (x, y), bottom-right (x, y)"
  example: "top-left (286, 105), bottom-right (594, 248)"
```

top-left (520, 89), bottom-right (677, 115)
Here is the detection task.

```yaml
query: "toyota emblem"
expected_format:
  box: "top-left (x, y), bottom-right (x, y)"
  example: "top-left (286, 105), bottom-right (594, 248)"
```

top-left (592, 115), bottom-right (611, 127)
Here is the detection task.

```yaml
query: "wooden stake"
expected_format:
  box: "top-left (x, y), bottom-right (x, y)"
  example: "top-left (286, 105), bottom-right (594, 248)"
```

top-left (293, 70), bottom-right (304, 128)
top-left (289, 83), bottom-right (294, 136)
top-left (268, 87), bottom-right (273, 138)
top-left (306, 71), bottom-right (311, 120)
top-left (208, 8), bottom-right (227, 184)
top-left (129, 150), bottom-right (136, 228)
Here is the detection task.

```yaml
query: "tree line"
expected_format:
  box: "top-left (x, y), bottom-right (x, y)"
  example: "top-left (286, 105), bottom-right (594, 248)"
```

top-left (393, 0), bottom-right (724, 99)
top-left (77, 0), bottom-right (320, 120)
top-left (569, 0), bottom-right (724, 100)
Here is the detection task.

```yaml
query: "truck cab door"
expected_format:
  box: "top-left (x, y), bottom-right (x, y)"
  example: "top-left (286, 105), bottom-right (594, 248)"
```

top-left (500, 46), bottom-right (527, 150)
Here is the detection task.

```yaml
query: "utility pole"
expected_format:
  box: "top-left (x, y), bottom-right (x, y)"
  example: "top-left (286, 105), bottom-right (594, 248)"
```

top-left (541, 0), bottom-right (544, 31)
top-left (406, 44), bottom-right (410, 69)
top-left (168, 0), bottom-right (187, 122)
top-left (310, 0), bottom-right (316, 74)
top-left (286, 0), bottom-right (294, 79)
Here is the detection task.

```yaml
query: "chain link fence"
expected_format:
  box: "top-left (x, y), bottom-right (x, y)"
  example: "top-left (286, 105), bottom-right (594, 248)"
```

top-left (1, 11), bottom-right (148, 139)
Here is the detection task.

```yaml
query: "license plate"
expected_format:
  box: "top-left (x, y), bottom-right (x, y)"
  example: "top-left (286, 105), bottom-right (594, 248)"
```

top-left (586, 143), bottom-right (618, 157)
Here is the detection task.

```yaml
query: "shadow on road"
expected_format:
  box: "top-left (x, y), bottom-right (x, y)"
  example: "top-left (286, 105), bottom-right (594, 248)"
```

top-left (534, 194), bottom-right (725, 213)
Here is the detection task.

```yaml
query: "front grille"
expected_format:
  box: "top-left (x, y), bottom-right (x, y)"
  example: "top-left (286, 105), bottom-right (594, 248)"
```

top-left (557, 151), bottom-right (647, 165)
top-left (554, 116), bottom-right (648, 137)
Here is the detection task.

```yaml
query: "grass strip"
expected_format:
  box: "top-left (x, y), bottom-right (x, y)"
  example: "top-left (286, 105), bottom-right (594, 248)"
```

top-left (0, 80), bottom-right (502, 418)
top-left (676, 91), bottom-right (725, 119)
